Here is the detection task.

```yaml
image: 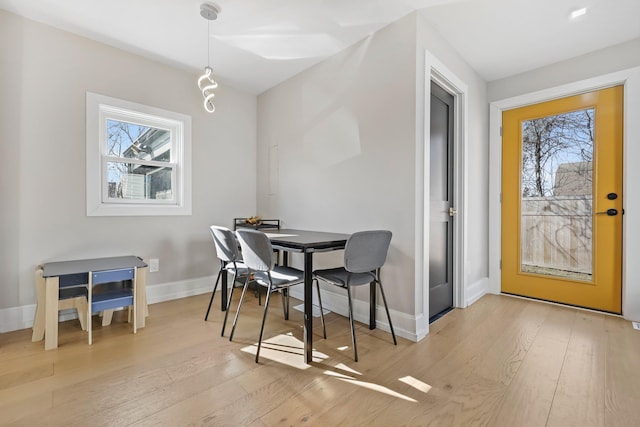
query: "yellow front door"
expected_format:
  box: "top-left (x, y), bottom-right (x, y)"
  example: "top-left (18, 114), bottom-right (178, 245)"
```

top-left (501, 86), bottom-right (623, 313)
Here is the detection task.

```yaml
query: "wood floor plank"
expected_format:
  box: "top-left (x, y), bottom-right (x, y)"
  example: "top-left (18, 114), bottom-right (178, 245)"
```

top-left (394, 299), bottom-right (548, 426)
top-left (0, 361), bottom-right (54, 391)
top-left (1, 293), bottom-right (639, 426)
top-left (472, 299), bottom-right (550, 386)
top-left (399, 296), bottom-right (527, 394)
top-left (604, 315), bottom-right (640, 426)
top-left (546, 311), bottom-right (606, 427)
top-left (0, 390), bottom-right (53, 425)
top-left (488, 304), bottom-right (576, 427)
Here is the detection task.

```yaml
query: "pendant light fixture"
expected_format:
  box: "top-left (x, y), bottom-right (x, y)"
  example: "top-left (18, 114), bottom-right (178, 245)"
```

top-left (198, 3), bottom-right (219, 113)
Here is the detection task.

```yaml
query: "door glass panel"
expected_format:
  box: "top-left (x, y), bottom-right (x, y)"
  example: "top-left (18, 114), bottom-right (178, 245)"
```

top-left (430, 95), bottom-right (449, 201)
top-left (429, 222), bottom-right (448, 288)
top-left (520, 108), bottom-right (594, 281)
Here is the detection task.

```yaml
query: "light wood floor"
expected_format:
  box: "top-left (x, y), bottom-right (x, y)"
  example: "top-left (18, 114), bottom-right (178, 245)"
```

top-left (1, 292), bottom-right (640, 426)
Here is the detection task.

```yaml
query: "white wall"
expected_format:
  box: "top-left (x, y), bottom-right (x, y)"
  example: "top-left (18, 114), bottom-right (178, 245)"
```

top-left (487, 38), bottom-right (640, 321)
top-left (256, 12), bottom-right (489, 340)
top-left (0, 9), bottom-right (494, 336)
top-left (256, 13), bottom-right (418, 337)
top-left (0, 11), bottom-right (257, 319)
top-left (488, 38), bottom-right (640, 102)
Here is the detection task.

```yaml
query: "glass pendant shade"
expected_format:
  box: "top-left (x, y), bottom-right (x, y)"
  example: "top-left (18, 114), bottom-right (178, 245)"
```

top-left (198, 66), bottom-right (218, 113)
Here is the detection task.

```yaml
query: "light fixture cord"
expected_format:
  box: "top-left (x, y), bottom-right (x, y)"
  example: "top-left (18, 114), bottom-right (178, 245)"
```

top-left (207, 19), bottom-right (211, 67)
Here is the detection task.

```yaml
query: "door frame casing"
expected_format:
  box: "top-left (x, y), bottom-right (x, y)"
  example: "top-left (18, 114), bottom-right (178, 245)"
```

top-left (489, 67), bottom-right (640, 320)
top-left (417, 51), bottom-right (468, 339)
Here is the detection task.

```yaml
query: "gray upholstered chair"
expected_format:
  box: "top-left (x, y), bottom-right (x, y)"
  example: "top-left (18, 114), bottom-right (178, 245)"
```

top-left (230, 229), bottom-right (326, 363)
top-left (313, 230), bottom-right (396, 361)
top-left (206, 225), bottom-right (250, 336)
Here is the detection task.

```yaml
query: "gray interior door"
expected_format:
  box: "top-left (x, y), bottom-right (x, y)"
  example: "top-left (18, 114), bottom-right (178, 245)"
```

top-left (429, 81), bottom-right (454, 319)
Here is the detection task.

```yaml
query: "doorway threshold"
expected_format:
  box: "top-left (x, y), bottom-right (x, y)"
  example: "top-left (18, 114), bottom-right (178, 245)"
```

top-left (500, 292), bottom-right (623, 317)
top-left (429, 306), bottom-right (454, 324)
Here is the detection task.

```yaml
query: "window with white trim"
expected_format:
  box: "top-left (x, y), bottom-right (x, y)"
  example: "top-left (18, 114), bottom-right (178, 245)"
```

top-left (86, 92), bottom-right (192, 216)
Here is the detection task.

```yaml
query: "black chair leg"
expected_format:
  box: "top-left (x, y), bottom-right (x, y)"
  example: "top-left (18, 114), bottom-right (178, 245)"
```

top-left (281, 288), bottom-right (289, 320)
top-left (229, 275), bottom-right (251, 341)
top-left (220, 271), bottom-right (238, 336)
top-left (252, 280), bottom-right (263, 306)
top-left (346, 285), bottom-right (358, 362)
top-left (315, 278), bottom-right (327, 339)
top-left (204, 269), bottom-right (223, 321)
top-left (377, 279), bottom-right (397, 345)
top-left (256, 283), bottom-right (274, 363)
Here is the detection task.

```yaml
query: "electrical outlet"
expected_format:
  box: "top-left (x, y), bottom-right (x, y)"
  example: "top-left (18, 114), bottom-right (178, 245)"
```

top-left (149, 258), bottom-right (159, 272)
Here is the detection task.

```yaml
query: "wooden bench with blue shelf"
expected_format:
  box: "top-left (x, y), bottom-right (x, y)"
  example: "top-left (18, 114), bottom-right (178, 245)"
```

top-left (32, 255), bottom-right (148, 350)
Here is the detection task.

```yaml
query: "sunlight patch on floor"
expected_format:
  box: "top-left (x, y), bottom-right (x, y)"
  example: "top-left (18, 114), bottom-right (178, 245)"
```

top-left (241, 332), bottom-right (329, 369)
top-left (324, 370), bottom-right (417, 402)
top-left (323, 370), bottom-right (355, 380)
top-left (399, 376), bottom-right (432, 394)
top-left (332, 363), bottom-right (361, 376)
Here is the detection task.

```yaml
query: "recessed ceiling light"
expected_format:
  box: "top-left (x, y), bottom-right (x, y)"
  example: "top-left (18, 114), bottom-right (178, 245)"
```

top-left (570, 7), bottom-right (588, 20)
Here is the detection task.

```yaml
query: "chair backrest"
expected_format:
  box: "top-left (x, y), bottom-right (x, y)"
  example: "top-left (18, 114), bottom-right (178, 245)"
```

top-left (210, 225), bottom-right (241, 263)
top-left (235, 229), bottom-right (274, 272)
top-left (344, 230), bottom-right (392, 273)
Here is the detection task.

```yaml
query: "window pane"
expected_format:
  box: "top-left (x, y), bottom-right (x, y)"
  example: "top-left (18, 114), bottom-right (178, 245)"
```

top-left (106, 162), bottom-right (173, 201)
top-left (106, 119), bottom-right (171, 162)
top-left (520, 108), bottom-right (594, 281)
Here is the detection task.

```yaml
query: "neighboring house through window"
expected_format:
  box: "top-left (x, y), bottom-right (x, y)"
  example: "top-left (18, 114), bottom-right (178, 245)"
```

top-left (86, 92), bottom-right (192, 216)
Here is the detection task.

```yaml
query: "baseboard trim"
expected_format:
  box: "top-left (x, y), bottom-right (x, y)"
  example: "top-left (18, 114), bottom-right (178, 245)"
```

top-left (0, 276), bottom-right (215, 334)
top-left (287, 286), bottom-right (419, 342)
top-left (0, 304), bottom-right (36, 333)
top-left (145, 276), bottom-right (212, 305)
top-left (465, 277), bottom-right (488, 307)
top-left (0, 276), bottom-right (423, 340)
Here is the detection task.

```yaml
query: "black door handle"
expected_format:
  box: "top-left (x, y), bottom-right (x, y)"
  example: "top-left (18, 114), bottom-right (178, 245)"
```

top-left (595, 208), bottom-right (618, 216)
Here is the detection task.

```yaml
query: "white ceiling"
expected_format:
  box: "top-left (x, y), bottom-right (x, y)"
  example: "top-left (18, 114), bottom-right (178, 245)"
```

top-left (1, 0), bottom-right (639, 94)
top-left (420, 0), bottom-right (640, 81)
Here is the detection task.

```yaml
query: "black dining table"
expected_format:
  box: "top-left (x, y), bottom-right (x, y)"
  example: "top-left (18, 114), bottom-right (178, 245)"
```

top-left (218, 227), bottom-right (379, 363)
top-left (264, 229), bottom-right (380, 363)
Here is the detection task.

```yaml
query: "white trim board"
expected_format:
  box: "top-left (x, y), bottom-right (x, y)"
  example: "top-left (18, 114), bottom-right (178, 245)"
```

top-left (287, 287), bottom-right (418, 342)
top-left (489, 66), bottom-right (640, 322)
top-left (0, 275), bottom-right (421, 341)
top-left (0, 276), bottom-right (212, 334)
top-left (1, 276), bottom-right (424, 342)
top-left (416, 50), bottom-right (470, 338)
